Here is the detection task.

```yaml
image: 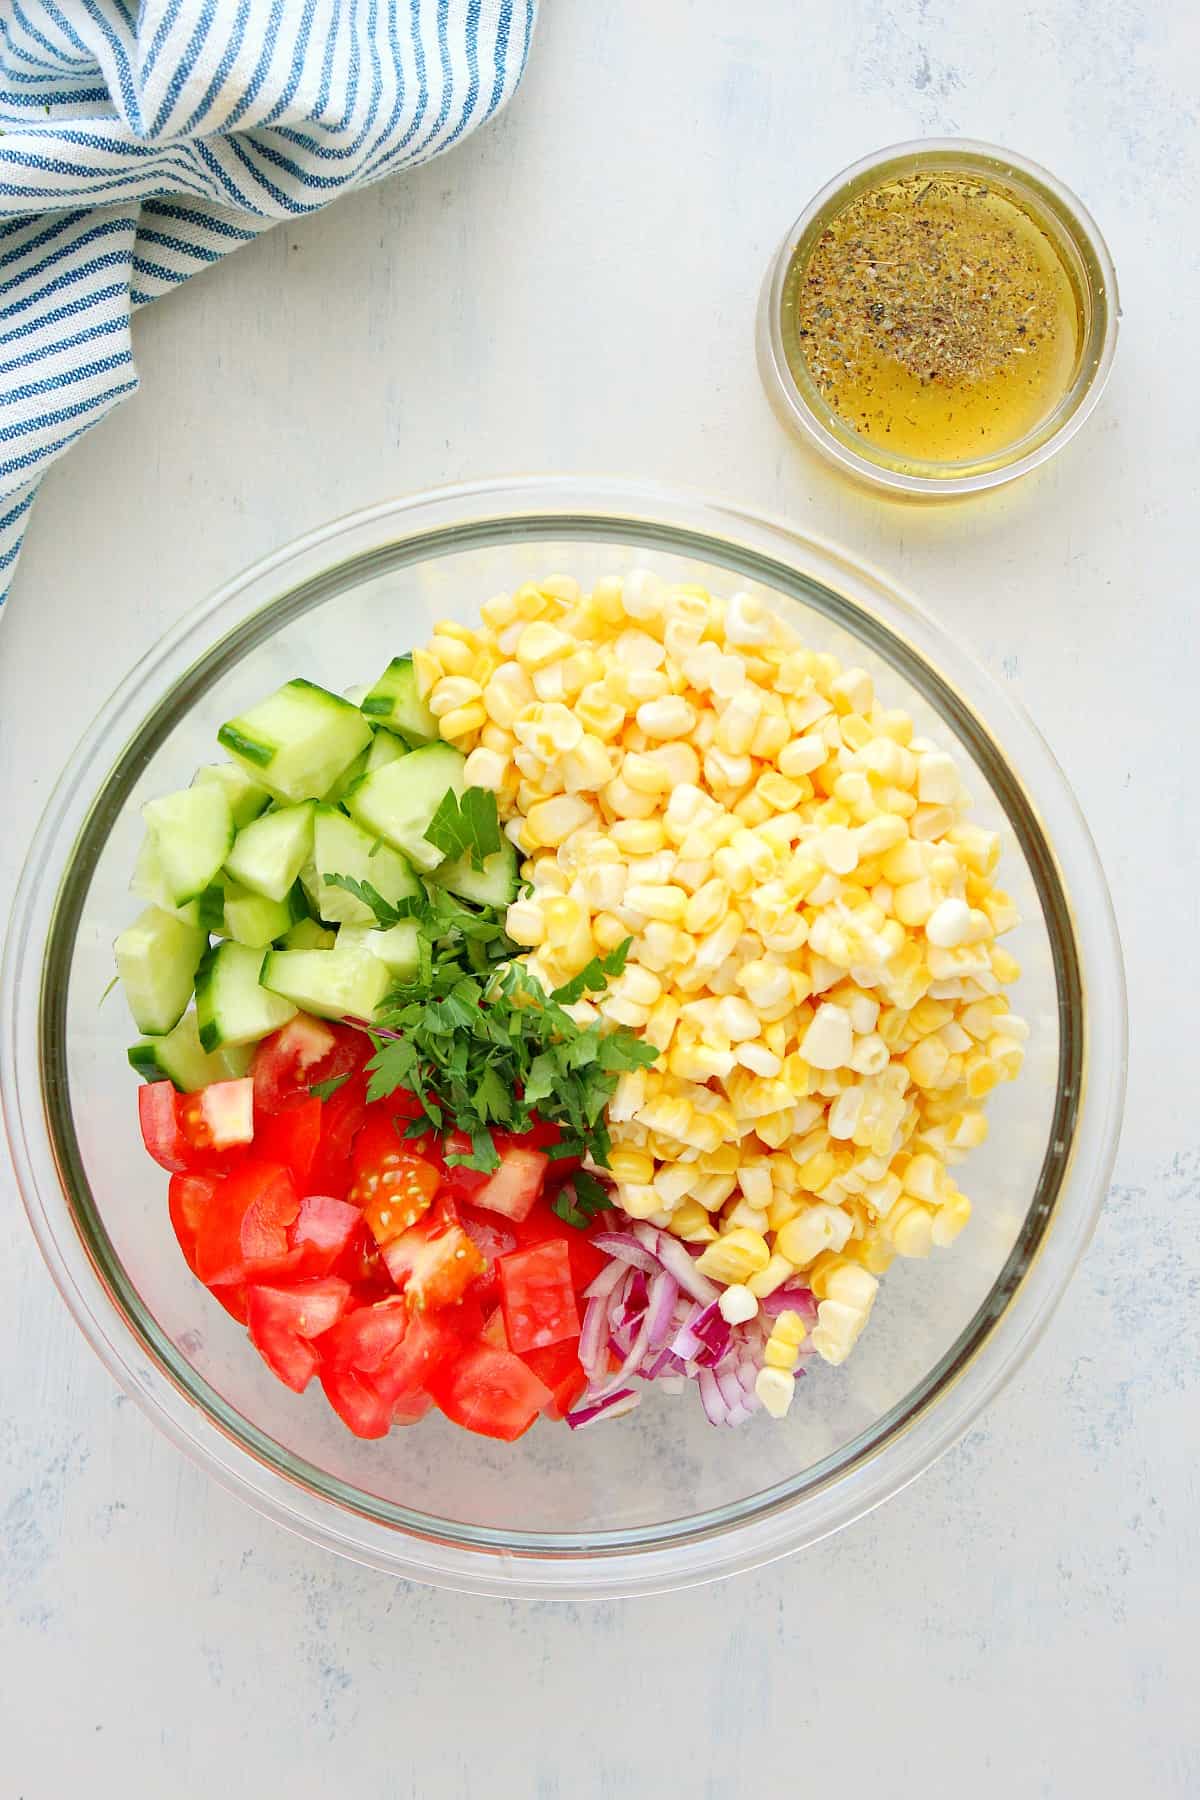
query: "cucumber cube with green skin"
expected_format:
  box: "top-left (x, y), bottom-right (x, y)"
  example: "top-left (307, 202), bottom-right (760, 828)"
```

top-left (260, 946), bottom-right (390, 1022)
top-left (142, 784), bottom-right (234, 907)
top-left (222, 881), bottom-right (306, 949)
top-left (192, 761), bottom-right (272, 829)
top-left (336, 921), bottom-right (422, 979)
top-left (218, 679), bottom-right (372, 802)
top-left (279, 917), bottom-right (337, 951)
top-left (322, 742), bottom-right (371, 804)
top-left (361, 654), bottom-right (438, 746)
top-left (131, 837), bottom-right (225, 930)
top-left (365, 731), bottom-right (407, 774)
top-left (223, 801), bottom-right (315, 902)
top-left (115, 906), bottom-right (208, 1036)
top-left (427, 837), bottom-right (519, 910)
top-left (311, 805), bottom-right (421, 924)
top-left (127, 1011), bottom-right (253, 1092)
top-left (195, 941), bottom-right (297, 1050)
top-left (346, 742), bottom-right (466, 872)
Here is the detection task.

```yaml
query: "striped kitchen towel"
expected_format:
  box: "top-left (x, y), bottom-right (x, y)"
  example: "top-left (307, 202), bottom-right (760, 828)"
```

top-left (0, 0), bottom-right (537, 610)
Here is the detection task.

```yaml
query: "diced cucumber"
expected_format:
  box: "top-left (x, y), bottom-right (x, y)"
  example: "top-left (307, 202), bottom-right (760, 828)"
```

top-left (224, 801), bottom-right (315, 902)
top-left (311, 805), bottom-right (421, 924)
top-left (222, 881), bottom-right (306, 949)
top-left (131, 837), bottom-right (224, 930)
top-left (127, 1011), bottom-right (253, 1091)
top-left (195, 941), bottom-right (297, 1050)
top-left (193, 761), bottom-right (272, 829)
top-left (366, 731), bottom-right (407, 774)
top-left (361, 654), bottom-right (438, 745)
top-left (280, 917), bottom-right (337, 951)
top-left (346, 743), bottom-right (466, 872)
top-left (337, 921), bottom-right (422, 979)
top-left (115, 906), bottom-right (208, 1036)
top-left (428, 837), bottom-right (519, 909)
top-left (142, 785), bottom-right (233, 907)
top-left (260, 946), bottom-right (390, 1022)
top-left (218, 679), bottom-right (372, 802)
top-left (323, 743), bottom-right (370, 804)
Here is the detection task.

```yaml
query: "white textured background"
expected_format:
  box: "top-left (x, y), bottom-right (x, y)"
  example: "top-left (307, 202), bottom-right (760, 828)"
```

top-left (2, 2), bottom-right (1198, 1793)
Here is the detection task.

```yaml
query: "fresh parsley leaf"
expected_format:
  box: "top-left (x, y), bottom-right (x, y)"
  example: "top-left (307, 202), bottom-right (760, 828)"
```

top-left (311, 1072), bottom-right (351, 1101)
top-left (550, 938), bottom-right (634, 1005)
top-left (424, 785), bottom-right (503, 870)
top-left (552, 1169), bottom-right (612, 1229)
top-left (99, 973), bottom-right (120, 1008)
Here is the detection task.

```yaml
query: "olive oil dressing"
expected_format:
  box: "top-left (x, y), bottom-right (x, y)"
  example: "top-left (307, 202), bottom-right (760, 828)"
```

top-left (781, 171), bottom-right (1084, 465)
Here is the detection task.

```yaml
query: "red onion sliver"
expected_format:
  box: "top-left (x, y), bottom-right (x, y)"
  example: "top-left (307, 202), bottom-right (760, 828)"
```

top-left (653, 1231), bottom-right (720, 1304)
top-left (578, 1293), bottom-right (609, 1382)
top-left (595, 1310), bottom-right (653, 1399)
top-left (582, 1260), bottom-right (627, 1303)
top-left (644, 1269), bottom-right (680, 1350)
top-left (590, 1232), bottom-right (661, 1275)
top-left (697, 1367), bottom-right (728, 1427)
top-left (565, 1388), bottom-right (641, 1429)
top-left (758, 1283), bottom-right (818, 1322)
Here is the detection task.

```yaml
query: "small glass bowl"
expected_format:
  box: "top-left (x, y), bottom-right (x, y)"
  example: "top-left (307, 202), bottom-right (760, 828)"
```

top-left (757, 139), bottom-right (1120, 497)
top-left (1, 480), bottom-right (1127, 1598)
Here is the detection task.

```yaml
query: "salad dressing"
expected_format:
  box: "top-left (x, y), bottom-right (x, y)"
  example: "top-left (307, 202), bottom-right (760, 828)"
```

top-left (780, 170), bottom-right (1083, 465)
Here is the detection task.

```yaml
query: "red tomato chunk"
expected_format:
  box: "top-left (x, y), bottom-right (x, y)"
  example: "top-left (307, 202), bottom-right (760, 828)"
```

top-left (428, 1344), bottom-right (553, 1442)
top-left (470, 1145), bottom-right (548, 1223)
top-left (497, 1239), bottom-right (581, 1354)
top-left (247, 1278), bottom-right (351, 1392)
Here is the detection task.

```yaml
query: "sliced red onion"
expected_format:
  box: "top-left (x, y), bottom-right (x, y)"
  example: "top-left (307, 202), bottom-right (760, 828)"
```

top-left (590, 1231), bottom-right (661, 1275)
top-left (644, 1269), bottom-right (680, 1350)
top-left (697, 1366), bottom-right (729, 1427)
top-left (653, 1231), bottom-right (720, 1304)
top-left (626, 1269), bottom-right (649, 1315)
top-left (582, 1260), bottom-right (628, 1303)
top-left (758, 1282), bottom-right (818, 1322)
top-left (565, 1388), bottom-right (641, 1429)
top-left (714, 1364), bottom-right (746, 1413)
top-left (578, 1293), bottom-right (610, 1382)
top-left (595, 1309), bottom-right (653, 1399)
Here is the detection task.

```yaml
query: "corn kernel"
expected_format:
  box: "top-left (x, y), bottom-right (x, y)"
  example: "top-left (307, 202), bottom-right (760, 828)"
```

top-left (695, 1228), bottom-right (771, 1283)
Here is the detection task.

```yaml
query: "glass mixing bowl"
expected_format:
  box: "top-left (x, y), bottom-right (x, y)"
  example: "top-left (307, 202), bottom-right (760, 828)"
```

top-left (0, 479), bottom-right (1126, 1598)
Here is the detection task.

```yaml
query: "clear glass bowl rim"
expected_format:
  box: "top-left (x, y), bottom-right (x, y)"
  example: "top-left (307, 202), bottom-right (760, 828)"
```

top-left (756, 137), bottom-right (1121, 496)
top-left (1, 477), bottom-right (1127, 1599)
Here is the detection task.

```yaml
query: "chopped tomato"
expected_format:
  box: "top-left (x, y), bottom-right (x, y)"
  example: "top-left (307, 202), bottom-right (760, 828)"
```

top-left (318, 1294), bottom-right (410, 1373)
top-left (251, 1015), bottom-right (370, 1112)
top-left (288, 1193), bottom-right (360, 1276)
top-left (519, 1339), bottom-right (588, 1421)
top-left (319, 1365), bottom-right (393, 1439)
top-left (513, 1194), bottom-right (608, 1292)
top-left (350, 1107), bottom-right (442, 1244)
top-left (167, 1171), bottom-right (219, 1275)
top-left (470, 1145), bottom-right (548, 1223)
top-left (247, 1278), bottom-right (351, 1392)
top-left (176, 1078), bottom-right (255, 1153)
top-left (139, 1081), bottom-right (191, 1173)
top-left (381, 1198), bottom-right (486, 1310)
top-left (497, 1239), bottom-right (581, 1354)
top-left (458, 1209), bottom-right (518, 1308)
top-left (331, 1215), bottom-right (392, 1295)
top-left (481, 1307), bottom-right (509, 1349)
top-left (305, 1069), bottom-right (368, 1198)
top-left (372, 1310), bottom-right (457, 1414)
top-left (253, 1093), bottom-right (322, 1185)
top-left (428, 1343), bottom-right (553, 1442)
top-left (192, 1158), bottom-right (300, 1286)
top-left (140, 1080), bottom-right (255, 1176)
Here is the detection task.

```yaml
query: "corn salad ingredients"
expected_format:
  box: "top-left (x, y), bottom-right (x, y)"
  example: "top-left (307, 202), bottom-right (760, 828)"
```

top-left (416, 571), bottom-right (1028, 1382)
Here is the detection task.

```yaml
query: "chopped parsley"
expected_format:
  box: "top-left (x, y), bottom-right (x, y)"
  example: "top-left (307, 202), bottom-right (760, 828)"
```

top-left (328, 870), bottom-right (658, 1189)
top-left (423, 785), bottom-right (504, 869)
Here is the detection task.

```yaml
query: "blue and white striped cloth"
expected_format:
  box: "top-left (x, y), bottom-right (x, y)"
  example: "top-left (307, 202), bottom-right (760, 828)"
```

top-left (0, 1), bottom-right (537, 609)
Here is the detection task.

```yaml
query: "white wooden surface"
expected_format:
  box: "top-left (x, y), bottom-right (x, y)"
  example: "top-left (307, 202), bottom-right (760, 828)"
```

top-left (2, 2), bottom-right (1197, 1793)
